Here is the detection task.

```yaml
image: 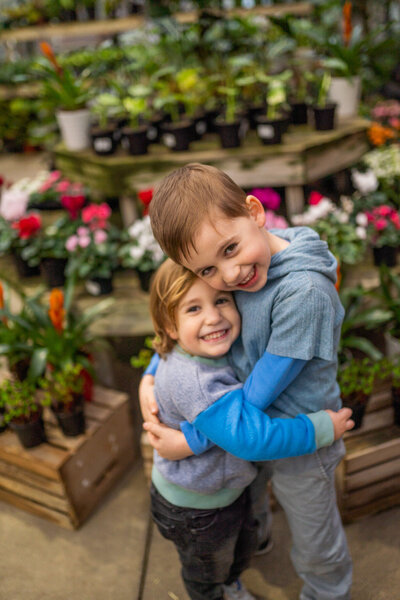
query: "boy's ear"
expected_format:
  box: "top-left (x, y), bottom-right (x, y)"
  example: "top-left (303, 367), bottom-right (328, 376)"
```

top-left (245, 195), bottom-right (266, 227)
top-left (166, 323), bottom-right (179, 341)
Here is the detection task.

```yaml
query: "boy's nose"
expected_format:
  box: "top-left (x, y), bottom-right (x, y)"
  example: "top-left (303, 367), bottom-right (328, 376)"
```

top-left (222, 264), bottom-right (241, 286)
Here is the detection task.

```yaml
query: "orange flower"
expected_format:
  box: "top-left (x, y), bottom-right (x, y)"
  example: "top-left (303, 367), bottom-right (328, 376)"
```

top-left (343, 1), bottom-right (353, 47)
top-left (335, 261), bottom-right (342, 292)
top-left (368, 122), bottom-right (395, 146)
top-left (40, 41), bottom-right (63, 76)
top-left (49, 288), bottom-right (65, 333)
top-left (0, 282), bottom-right (6, 324)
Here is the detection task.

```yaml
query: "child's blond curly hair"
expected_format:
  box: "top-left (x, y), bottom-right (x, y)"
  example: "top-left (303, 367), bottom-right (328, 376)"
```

top-left (150, 259), bottom-right (197, 357)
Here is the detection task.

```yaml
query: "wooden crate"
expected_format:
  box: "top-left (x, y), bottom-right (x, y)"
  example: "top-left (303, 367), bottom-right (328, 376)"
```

top-left (141, 432), bottom-right (153, 485)
top-left (336, 383), bottom-right (400, 523)
top-left (0, 386), bottom-right (137, 529)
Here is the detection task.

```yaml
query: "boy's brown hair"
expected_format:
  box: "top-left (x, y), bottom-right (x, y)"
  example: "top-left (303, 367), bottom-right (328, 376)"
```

top-left (150, 258), bottom-right (197, 356)
top-left (150, 163), bottom-right (248, 264)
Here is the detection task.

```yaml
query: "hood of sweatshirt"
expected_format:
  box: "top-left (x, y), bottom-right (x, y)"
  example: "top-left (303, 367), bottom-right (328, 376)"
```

top-left (268, 226), bottom-right (337, 284)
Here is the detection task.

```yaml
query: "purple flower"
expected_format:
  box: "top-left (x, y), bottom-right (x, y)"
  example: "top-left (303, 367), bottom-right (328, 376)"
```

top-left (251, 188), bottom-right (281, 211)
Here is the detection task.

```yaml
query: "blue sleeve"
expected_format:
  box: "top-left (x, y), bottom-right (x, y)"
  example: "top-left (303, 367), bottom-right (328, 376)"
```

top-left (143, 353), bottom-right (160, 377)
top-left (182, 352), bottom-right (306, 455)
top-left (192, 390), bottom-right (317, 460)
top-left (242, 352), bottom-right (306, 410)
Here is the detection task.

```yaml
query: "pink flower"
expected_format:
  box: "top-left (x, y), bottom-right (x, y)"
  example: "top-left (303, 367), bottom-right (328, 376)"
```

top-left (39, 181), bottom-right (53, 193)
top-left (66, 235), bottom-right (79, 252)
top-left (48, 170), bottom-right (61, 182)
top-left (82, 203), bottom-right (111, 230)
top-left (391, 213), bottom-right (400, 229)
top-left (77, 226), bottom-right (89, 236)
top-left (94, 229), bottom-right (107, 244)
top-left (78, 236), bottom-right (91, 248)
top-left (365, 211), bottom-right (374, 223)
top-left (377, 205), bottom-right (394, 217)
top-left (374, 218), bottom-right (388, 231)
top-left (61, 194), bottom-right (85, 219)
top-left (308, 191), bottom-right (324, 205)
top-left (251, 188), bottom-right (281, 211)
top-left (56, 180), bottom-right (70, 193)
top-left (264, 210), bottom-right (288, 229)
top-left (0, 189), bottom-right (29, 221)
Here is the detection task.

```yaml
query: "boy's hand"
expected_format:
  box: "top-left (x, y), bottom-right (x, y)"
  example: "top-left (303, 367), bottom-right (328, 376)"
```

top-left (143, 422), bottom-right (194, 460)
top-left (325, 408), bottom-right (354, 440)
top-left (139, 375), bottom-right (160, 424)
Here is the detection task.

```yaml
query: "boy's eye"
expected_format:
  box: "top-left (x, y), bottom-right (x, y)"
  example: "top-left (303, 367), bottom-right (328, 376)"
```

top-left (201, 266), bottom-right (214, 277)
top-left (224, 243), bottom-right (237, 255)
top-left (216, 297), bottom-right (229, 305)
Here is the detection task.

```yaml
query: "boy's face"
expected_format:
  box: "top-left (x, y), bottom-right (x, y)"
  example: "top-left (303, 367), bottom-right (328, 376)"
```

top-left (181, 196), bottom-right (270, 293)
top-left (169, 278), bottom-right (241, 359)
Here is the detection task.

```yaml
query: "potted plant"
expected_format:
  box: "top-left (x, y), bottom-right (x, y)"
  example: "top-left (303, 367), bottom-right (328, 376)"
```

top-left (118, 215), bottom-right (165, 292)
top-left (38, 42), bottom-right (92, 151)
top-left (377, 265), bottom-right (400, 357)
top-left (338, 358), bottom-right (378, 429)
top-left (312, 71), bottom-right (337, 131)
top-left (0, 378), bottom-right (48, 448)
top-left (90, 93), bottom-right (121, 156)
top-left (39, 363), bottom-right (86, 436)
top-left (65, 203), bottom-right (120, 295)
top-left (214, 57), bottom-right (249, 149)
top-left (379, 358), bottom-right (400, 427)
top-left (255, 71), bottom-right (292, 145)
top-left (121, 92), bottom-right (151, 156)
top-left (364, 205), bottom-right (400, 267)
top-left (0, 211), bottom-right (42, 278)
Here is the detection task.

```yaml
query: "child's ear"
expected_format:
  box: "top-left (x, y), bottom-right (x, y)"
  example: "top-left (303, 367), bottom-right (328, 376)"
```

top-left (166, 324), bottom-right (179, 341)
top-left (245, 195), bottom-right (266, 227)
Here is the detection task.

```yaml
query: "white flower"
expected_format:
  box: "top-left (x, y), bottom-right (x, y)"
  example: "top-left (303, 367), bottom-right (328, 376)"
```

top-left (351, 169), bottom-right (378, 194)
top-left (341, 196), bottom-right (354, 214)
top-left (129, 246), bottom-right (144, 260)
top-left (336, 211), bottom-right (349, 224)
top-left (356, 213), bottom-right (368, 227)
top-left (0, 189), bottom-right (29, 221)
top-left (355, 226), bottom-right (367, 240)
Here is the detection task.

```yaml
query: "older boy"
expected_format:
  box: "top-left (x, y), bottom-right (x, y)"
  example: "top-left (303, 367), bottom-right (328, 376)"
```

top-left (142, 163), bottom-right (352, 600)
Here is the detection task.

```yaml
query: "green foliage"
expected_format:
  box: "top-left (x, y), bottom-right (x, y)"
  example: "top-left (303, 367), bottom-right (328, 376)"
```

top-left (39, 363), bottom-right (84, 410)
top-left (130, 337), bottom-right (155, 370)
top-left (91, 93), bottom-right (123, 129)
top-left (35, 58), bottom-right (91, 111)
top-left (338, 358), bottom-right (379, 399)
top-left (379, 357), bottom-right (400, 389)
top-left (316, 72), bottom-right (332, 108)
top-left (65, 224), bottom-right (121, 280)
top-left (0, 378), bottom-right (49, 424)
top-left (311, 215), bottom-right (366, 267)
top-left (376, 265), bottom-right (400, 339)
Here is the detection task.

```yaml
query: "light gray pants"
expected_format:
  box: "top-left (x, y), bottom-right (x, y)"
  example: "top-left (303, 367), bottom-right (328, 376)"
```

top-left (250, 439), bottom-right (352, 600)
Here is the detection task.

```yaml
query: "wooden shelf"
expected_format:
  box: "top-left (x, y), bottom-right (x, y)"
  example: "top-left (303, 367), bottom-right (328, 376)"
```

top-left (0, 2), bottom-right (312, 42)
top-left (0, 82), bottom-right (40, 99)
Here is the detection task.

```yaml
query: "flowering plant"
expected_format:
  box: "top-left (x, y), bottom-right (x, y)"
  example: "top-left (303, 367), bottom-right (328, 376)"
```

top-left (118, 216), bottom-right (165, 273)
top-left (138, 188), bottom-right (153, 216)
top-left (28, 170), bottom-right (87, 211)
top-left (365, 205), bottom-right (400, 248)
top-left (65, 205), bottom-right (121, 281)
top-left (368, 101), bottom-right (400, 146)
top-left (0, 212), bottom-right (42, 265)
top-left (21, 213), bottom-right (77, 265)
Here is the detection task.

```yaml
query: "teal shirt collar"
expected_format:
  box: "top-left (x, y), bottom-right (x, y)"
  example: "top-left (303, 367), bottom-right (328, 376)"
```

top-left (174, 344), bottom-right (229, 368)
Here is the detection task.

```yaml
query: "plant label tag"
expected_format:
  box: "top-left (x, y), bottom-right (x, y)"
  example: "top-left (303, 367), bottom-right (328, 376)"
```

top-left (239, 119), bottom-right (249, 139)
top-left (257, 125), bottom-right (274, 139)
top-left (162, 133), bottom-right (176, 148)
top-left (94, 137), bottom-right (112, 152)
top-left (121, 136), bottom-right (129, 150)
top-left (85, 280), bottom-right (101, 296)
top-left (195, 120), bottom-right (207, 135)
top-left (147, 126), bottom-right (158, 141)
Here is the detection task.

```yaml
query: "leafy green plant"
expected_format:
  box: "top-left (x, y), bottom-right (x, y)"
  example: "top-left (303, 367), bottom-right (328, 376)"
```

top-left (130, 337), bottom-right (155, 370)
top-left (91, 93), bottom-right (122, 129)
top-left (311, 214), bottom-right (366, 267)
top-left (379, 357), bottom-right (400, 389)
top-left (123, 97), bottom-right (148, 130)
top-left (338, 358), bottom-right (378, 401)
top-left (315, 71), bottom-right (332, 108)
top-left (0, 379), bottom-right (49, 425)
top-left (376, 265), bottom-right (400, 339)
top-left (39, 363), bottom-right (84, 412)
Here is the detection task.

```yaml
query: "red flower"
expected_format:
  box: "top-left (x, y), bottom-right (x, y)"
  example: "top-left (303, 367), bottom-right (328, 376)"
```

top-left (342, 1), bottom-right (352, 47)
top-left (374, 218), bottom-right (388, 231)
top-left (309, 191), bottom-right (324, 205)
top-left (61, 194), bottom-right (86, 219)
top-left (82, 203), bottom-right (111, 230)
top-left (40, 41), bottom-right (63, 76)
top-left (391, 213), bottom-right (400, 229)
top-left (12, 214), bottom-right (41, 239)
top-left (0, 175), bottom-right (4, 186)
top-left (138, 188), bottom-right (154, 215)
top-left (377, 205), bottom-right (393, 217)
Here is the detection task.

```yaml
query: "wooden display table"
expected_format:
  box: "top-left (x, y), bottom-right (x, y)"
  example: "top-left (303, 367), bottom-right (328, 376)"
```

top-left (0, 386), bottom-right (137, 529)
top-left (336, 381), bottom-right (400, 523)
top-left (54, 118), bottom-right (370, 226)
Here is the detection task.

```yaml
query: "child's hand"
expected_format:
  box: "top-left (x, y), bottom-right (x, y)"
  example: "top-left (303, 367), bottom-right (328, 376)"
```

top-left (143, 422), bottom-right (194, 460)
top-left (325, 408), bottom-right (354, 440)
top-left (139, 374), bottom-right (160, 424)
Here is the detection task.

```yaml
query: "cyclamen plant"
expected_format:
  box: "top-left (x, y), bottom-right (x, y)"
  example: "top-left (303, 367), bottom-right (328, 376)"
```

top-left (365, 205), bottom-right (400, 248)
top-left (119, 215), bottom-right (165, 273)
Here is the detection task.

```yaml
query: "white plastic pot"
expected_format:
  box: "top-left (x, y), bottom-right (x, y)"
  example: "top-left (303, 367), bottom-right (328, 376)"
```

top-left (56, 108), bottom-right (91, 151)
top-left (328, 76), bottom-right (361, 119)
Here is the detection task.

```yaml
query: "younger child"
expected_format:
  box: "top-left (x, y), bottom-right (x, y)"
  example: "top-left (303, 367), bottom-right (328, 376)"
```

top-left (142, 163), bottom-right (354, 600)
top-left (148, 258), bottom-right (353, 600)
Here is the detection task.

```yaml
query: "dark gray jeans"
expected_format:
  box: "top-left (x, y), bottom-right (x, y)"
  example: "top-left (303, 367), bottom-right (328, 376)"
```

top-left (150, 485), bottom-right (257, 600)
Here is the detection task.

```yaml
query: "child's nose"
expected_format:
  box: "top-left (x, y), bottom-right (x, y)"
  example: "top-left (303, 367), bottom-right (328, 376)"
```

top-left (222, 264), bottom-right (240, 285)
top-left (205, 306), bottom-right (222, 323)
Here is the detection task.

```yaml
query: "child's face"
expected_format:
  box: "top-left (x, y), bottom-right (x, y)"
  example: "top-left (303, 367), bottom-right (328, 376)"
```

top-left (169, 278), bottom-right (241, 359)
top-left (181, 196), bottom-right (270, 293)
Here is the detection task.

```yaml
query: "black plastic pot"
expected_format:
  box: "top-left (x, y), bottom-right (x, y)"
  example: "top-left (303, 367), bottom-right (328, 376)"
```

top-left (85, 276), bottom-right (114, 296)
top-left (392, 387), bottom-right (400, 426)
top-left (10, 414), bottom-right (46, 448)
top-left (290, 102), bottom-right (308, 125)
top-left (342, 392), bottom-right (369, 430)
top-left (136, 269), bottom-right (155, 293)
top-left (161, 121), bottom-right (192, 152)
top-left (121, 126), bottom-right (148, 155)
top-left (215, 120), bottom-right (242, 149)
top-left (54, 402), bottom-right (86, 437)
top-left (0, 407), bottom-right (6, 434)
top-left (191, 114), bottom-right (208, 140)
top-left (10, 358), bottom-right (31, 381)
top-left (312, 103), bottom-right (337, 131)
top-left (12, 253), bottom-right (40, 278)
top-left (204, 108), bottom-right (220, 133)
top-left (90, 126), bottom-right (118, 156)
top-left (373, 245), bottom-right (397, 267)
top-left (147, 115), bottom-right (165, 144)
top-left (255, 116), bottom-right (284, 145)
top-left (247, 104), bottom-right (267, 129)
top-left (40, 257), bottom-right (67, 288)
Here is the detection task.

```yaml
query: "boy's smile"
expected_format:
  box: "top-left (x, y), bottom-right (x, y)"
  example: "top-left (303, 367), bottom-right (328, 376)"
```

top-left (169, 279), bottom-right (241, 359)
top-left (181, 196), bottom-right (276, 293)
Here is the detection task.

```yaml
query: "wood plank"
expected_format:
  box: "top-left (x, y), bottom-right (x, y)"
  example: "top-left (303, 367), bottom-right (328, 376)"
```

top-left (345, 456), bottom-right (400, 491)
top-left (0, 459), bottom-right (64, 495)
top-left (344, 406), bottom-right (394, 438)
top-left (0, 430), bottom-right (67, 480)
top-left (341, 491), bottom-right (400, 524)
top-left (0, 487), bottom-right (75, 529)
top-left (345, 428), bottom-right (400, 473)
top-left (366, 389), bottom-right (392, 413)
top-left (93, 386), bottom-right (127, 409)
top-left (0, 3), bottom-right (312, 41)
top-left (345, 475), bottom-right (400, 509)
top-left (84, 402), bottom-right (113, 422)
top-left (0, 474), bottom-right (70, 512)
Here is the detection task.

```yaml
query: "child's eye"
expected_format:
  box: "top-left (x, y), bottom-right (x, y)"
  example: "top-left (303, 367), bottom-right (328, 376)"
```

top-left (187, 305), bottom-right (199, 313)
top-left (201, 266), bottom-right (214, 277)
top-left (216, 297), bottom-right (229, 305)
top-left (224, 243), bottom-right (237, 255)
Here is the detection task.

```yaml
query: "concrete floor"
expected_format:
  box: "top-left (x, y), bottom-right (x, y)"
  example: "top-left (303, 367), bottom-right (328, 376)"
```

top-left (1, 152), bottom-right (400, 600)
